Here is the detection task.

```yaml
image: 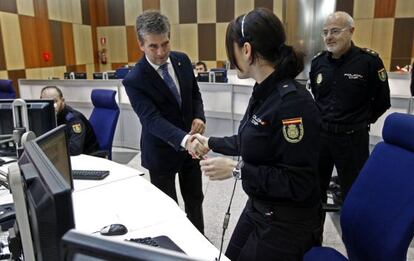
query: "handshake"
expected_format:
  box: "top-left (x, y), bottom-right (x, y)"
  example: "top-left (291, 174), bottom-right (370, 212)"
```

top-left (185, 133), bottom-right (210, 159)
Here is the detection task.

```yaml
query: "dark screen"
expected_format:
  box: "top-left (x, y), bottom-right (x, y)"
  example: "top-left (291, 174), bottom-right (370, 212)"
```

top-left (0, 99), bottom-right (56, 137)
top-left (19, 141), bottom-right (75, 261)
top-left (36, 125), bottom-right (73, 189)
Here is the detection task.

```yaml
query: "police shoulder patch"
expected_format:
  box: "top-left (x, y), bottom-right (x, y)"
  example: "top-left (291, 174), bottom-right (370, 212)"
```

top-left (378, 68), bottom-right (387, 82)
top-left (282, 117), bottom-right (304, 143)
top-left (72, 123), bottom-right (82, 133)
top-left (362, 48), bottom-right (378, 57)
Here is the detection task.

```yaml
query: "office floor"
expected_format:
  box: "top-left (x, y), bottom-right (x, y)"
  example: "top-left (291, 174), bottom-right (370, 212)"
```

top-left (112, 147), bottom-right (414, 260)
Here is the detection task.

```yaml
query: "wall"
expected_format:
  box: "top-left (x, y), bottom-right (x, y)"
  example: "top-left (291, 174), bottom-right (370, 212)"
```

top-left (0, 0), bottom-right (413, 96)
top-left (336, 0), bottom-right (414, 71)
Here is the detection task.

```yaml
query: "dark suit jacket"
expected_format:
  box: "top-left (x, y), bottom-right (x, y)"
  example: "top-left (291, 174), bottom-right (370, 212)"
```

top-left (123, 51), bottom-right (205, 172)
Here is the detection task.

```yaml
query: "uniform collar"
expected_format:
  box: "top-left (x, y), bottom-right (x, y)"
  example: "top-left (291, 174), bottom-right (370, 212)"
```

top-left (57, 105), bottom-right (68, 124)
top-left (327, 42), bottom-right (358, 62)
top-left (252, 70), bottom-right (280, 101)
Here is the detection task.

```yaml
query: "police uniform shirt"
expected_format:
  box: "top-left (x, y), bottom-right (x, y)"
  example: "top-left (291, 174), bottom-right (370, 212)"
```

top-left (209, 72), bottom-right (321, 207)
top-left (57, 105), bottom-right (100, 156)
top-left (309, 43), bottom-right (391, 125)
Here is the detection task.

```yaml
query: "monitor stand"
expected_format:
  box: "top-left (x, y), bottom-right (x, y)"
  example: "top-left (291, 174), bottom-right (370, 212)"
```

top-left (8, 163), bottom-right (35, 261)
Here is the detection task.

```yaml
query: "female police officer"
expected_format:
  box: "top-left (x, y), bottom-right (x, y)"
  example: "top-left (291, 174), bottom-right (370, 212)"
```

top-left (190, 8), bottom-right (322, 261)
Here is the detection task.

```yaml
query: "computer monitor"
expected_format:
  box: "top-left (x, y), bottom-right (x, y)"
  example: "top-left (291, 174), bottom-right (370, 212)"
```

top-left (64, 72), bottom-right (87, 79)
top-left (0, 99), bottom-right (56, 156)
top-left (210, 68), bottom-right (228, 83)
top-left (197, 72), bottom-right (209, 82)
top-left (92, 72), bottom-right (117, 80)
top-left (0, 99), bottom-right (56, 137)
top-left (61, 230), bottom-right (199, 261)
top-left (9, 140), bottom-right (75, 261)
top-left (36, 125), bottom-right (73, 190)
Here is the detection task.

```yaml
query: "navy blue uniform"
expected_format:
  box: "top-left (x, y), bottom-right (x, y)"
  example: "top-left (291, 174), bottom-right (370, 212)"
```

top-left (57, 105), bottom-right (99, 156)
top-left (309, 43), bottom-right (390, 203)
top-left (209, 72), bottom-right (321, 260)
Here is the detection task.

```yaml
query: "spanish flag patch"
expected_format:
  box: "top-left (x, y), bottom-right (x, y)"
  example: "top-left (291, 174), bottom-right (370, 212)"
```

top-left (282, 117), bottom-right (304, 143)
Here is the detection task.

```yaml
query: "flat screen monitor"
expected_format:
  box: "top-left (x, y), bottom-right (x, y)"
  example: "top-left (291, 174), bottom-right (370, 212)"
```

top-left (0, 99), bottom-right (56, 138)
top-left (0, 99), bottom-right (56, 156)
top-left (64, 72), bottom-right (87, 79)
top-left (61, 230), bottom-right (198, 261)
top-left (36, 125), bottom-right (73, 190)
top-left (11, 140), bottom-right (75, 261)
top-left (93, 72), bottom-right (117, 79)
top-left (197, 72), bottom-right (209, 82)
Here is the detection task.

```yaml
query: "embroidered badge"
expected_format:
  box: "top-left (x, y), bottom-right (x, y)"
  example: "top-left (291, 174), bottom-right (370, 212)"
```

top-left (282, 117), bottom-right (304, 143)
top-left (72, 123), bottom-right (82, 134)
top-left (316, 73), bottom-right (323, 85)
top-left (251, 115), bottom-right (267, 126)
top-left (378, 68), bottom-right (387, 82)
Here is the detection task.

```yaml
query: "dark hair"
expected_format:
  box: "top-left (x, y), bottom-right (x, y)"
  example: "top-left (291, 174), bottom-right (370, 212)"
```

top-left (136, 10), bottom-right (170, 44)
top-left (40, 85), bottom-right (63, 98)
top-left (196, 61), bottom-right (207, 71)
top-left (225, 8), bottom-right (304, 79)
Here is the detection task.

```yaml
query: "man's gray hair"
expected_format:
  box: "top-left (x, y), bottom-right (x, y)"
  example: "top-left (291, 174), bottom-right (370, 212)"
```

top-left (135, 10), bottom-right (170, 44)
top-left (326, 11), bottom-right (354, 28)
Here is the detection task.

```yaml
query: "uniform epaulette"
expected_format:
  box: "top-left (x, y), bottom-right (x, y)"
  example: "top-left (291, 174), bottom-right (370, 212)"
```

top-left (279, 82), bottom-right (297, 98)
top-left (65, 112), bottom-right (74, 121)
top-left (361, 48), bottom-right (378, 57)
top-left (312, 51), bottom-right (326, 60)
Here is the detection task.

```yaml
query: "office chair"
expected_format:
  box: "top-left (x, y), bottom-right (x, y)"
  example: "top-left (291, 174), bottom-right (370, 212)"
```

top-left (89, 89), bottom-right (120, 160)
top-left (304, 112), bottom-right (414, 261)
top-left (0, 80), bottom-right (16, 99)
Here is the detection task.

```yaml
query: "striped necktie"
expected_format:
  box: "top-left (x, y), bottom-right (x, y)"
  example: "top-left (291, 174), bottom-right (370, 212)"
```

top-left (159, 63), bottom-right (182, 106)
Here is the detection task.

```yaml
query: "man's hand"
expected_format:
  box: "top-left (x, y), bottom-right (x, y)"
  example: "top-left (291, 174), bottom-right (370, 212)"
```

top-left (190, 118), bottom-right (205, 134)
top-left (200, 157), bottom-right (237, 180)
top-left (186, 134), bottom-right (209, 159)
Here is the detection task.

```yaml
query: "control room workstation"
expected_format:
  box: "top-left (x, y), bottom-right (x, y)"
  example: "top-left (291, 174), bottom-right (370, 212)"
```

top-left (0, 97), bottom-right (226, 260)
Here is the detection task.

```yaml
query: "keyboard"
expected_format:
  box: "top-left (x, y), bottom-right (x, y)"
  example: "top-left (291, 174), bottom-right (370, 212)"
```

top-left (126, 236), bottom-right (185, 253)
top-left (72, 170), bottom-right (109, 180)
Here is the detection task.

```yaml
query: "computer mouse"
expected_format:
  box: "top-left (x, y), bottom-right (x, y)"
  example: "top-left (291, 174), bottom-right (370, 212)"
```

top-left (100, 223), bottom-right (128, 236)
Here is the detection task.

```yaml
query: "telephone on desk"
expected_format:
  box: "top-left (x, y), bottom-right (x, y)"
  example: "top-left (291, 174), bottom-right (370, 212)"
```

top-left (0, 203), bottom-right (15, 231)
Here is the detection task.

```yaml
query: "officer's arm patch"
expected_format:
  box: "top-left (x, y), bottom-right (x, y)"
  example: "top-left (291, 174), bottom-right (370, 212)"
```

top-left (378, 68), bottom-right (387, 82)
top-left (282, 117), bottom-right (304, 143)
top-left (72, 123), bottom-right (82, 133)
top-left (362, 48), bottom-right (378, 57)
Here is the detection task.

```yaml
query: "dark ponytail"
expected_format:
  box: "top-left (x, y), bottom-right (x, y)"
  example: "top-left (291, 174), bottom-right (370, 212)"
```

top-left (276, 45), bottom-right (304, 79)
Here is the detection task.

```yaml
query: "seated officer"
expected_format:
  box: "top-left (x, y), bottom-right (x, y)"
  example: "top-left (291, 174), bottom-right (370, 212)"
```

top-left (40, 86), bottom-right (99, 156)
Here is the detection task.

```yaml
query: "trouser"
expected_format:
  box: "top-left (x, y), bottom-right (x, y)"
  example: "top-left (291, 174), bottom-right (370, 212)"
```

top-left (318, 127), bottom-right (370, 204)
top-left (226, 199), bottom-right (322, 261)
top-left (149, 157), bottom-right (204, 234)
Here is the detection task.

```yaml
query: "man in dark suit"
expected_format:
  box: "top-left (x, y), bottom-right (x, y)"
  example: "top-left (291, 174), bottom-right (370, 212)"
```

top-left (123, 10), bottom-right (206, 233)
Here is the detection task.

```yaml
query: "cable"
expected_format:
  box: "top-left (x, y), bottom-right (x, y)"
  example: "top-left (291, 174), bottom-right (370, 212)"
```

top-left (216, 178), bottom-right (238, 261)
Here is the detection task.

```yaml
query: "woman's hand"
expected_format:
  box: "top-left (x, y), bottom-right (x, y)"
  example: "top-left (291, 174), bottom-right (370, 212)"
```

top-left (200, 157), bottom-right (237, 180)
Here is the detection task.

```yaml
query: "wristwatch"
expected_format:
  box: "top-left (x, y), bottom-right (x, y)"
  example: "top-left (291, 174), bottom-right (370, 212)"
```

top-left (232, 160), bottom-right (244, 180)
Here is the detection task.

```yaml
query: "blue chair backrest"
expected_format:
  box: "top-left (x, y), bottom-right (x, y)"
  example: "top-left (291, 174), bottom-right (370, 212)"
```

top-left (0, 80), bottom-right (16, 99)
top-left (89, 89), bottom-right (120, 160)
top-left (340, 112), bottom-right (414, 261)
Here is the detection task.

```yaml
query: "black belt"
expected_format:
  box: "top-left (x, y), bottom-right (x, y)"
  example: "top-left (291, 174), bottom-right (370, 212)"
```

top-left (320, 121), bottom-right (368, 134)
top-left (249, 199), bottom-right (320, 221)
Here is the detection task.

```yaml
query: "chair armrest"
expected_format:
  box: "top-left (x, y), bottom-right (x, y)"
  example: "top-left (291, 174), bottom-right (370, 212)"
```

top-left (304, 247), bottom-right (348, 261)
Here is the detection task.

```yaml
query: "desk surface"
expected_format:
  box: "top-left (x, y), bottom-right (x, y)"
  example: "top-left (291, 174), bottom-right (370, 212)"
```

top-left (1, 155), bottom-right (227, 261)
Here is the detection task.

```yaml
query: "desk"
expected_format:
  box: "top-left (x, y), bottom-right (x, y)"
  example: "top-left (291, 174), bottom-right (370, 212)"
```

top-left (1, 155), bottom-right (227, 261)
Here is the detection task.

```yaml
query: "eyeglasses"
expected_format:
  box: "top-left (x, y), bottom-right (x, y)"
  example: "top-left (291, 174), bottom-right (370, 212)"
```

top-left (321, 27), bottom-right (349, 37)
